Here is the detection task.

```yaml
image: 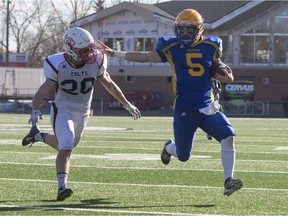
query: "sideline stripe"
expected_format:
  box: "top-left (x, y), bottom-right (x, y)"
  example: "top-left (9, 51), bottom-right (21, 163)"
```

top-left (1, 161), bottom-right (288, 174)
top-left (0, 204), bottom-right (224, 216)
top-left (0, 177), bottom-right (288, 192)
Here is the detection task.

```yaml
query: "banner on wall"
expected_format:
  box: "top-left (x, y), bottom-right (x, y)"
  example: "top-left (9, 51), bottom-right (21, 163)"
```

top-left (0, 53), bottom-right (28, 67)
top-left (222, 77), bottom-right (255, 101)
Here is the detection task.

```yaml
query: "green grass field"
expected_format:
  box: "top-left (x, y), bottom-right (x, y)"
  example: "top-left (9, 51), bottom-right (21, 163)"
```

top-left (0, 113), bottom-right (288, 215)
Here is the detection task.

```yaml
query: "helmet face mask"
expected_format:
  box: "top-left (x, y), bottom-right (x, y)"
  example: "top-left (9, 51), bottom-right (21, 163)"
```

top-left (177, 25), bottom-right (202, 41)
top-left (63, 27), bottom-right (97, 64)
top-left (70, 43), bottom-right (97, 63)
top-left (175, 9), bottom-right (204, 44)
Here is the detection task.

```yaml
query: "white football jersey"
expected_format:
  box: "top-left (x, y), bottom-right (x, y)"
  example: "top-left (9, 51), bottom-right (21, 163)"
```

top-left (44, 51), bottom-right (106, 113)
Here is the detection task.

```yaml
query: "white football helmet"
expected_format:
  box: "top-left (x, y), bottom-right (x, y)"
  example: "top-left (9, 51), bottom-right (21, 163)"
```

top-left (63, 27), bottom-right (97, 64)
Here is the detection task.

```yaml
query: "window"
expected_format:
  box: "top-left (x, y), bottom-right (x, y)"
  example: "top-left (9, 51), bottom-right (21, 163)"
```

top-left (240, 12), bottom-right (288, 65)
top-left (126, 76), bottom-right (135, 83)
top-left (104, 38), bottom-right (124, 51)
top-left (255, 36), bottom-right (269, 63)
top-left (275, 16), bottom-right (288, 33)
top-left (114, 38), bottom-right (124, 51)
top-left (104, 38), bottom-right (113, 48)
top-left (220, 35), bottom-right (233, 64)
top-left (250, 20), bottom-right (270, 33)
top-left (240, 36), bottom-right (254, 63)
top-left (240, 18), bottom-right (270, 64)
top-left (274, 14), bottom-right (288, 64)
top-left (135, 38), bottom-right (144, 51)
top-left (275, 36), bottom-right (288, 64)
top-left (134, 38), bottom-right (154, 51)
top-left (145, 38), bottom-right (154, 51)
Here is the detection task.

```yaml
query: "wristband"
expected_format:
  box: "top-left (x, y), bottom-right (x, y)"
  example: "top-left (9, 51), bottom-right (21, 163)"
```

top-left (123, 102), bottom-right (131, 110)
top-left (114, 51), bottom-right (127, 59)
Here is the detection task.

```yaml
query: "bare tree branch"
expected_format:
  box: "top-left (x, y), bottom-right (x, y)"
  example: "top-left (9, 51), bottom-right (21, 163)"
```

top-left (0, 0), bottom-right (161, 67)
top-left (9, 2), bottom-right (36, 52)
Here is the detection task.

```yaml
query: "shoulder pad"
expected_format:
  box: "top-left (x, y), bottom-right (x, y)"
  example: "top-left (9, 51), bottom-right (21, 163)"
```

top-left (156, 36), bottom-right (178, 51)
top-left (204, 35), bottom-right (222, 44)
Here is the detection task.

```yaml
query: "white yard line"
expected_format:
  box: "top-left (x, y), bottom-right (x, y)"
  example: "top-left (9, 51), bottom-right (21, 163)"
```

top-left (1, 143), bottom-right (288, 155)
top-left (2, 150), bottom-right (288, 162)
top-left (0, 177), bottom-right (287, 192)
top-left (0, 161), bottom-right (288, 174)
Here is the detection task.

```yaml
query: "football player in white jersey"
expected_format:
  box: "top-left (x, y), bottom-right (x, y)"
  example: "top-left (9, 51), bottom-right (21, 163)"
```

top-left (21, 27), bottom-right (141, 201)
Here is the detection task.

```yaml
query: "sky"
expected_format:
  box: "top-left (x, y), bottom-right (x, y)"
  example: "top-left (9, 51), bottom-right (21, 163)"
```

top-left (100, 0), bottom-right (171, 8)
top-left (4, 0), bottom-right (172, 52)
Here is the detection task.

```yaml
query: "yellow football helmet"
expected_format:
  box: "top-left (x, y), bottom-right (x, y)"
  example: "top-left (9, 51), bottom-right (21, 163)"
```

top-left (175, 9), bottom-right (204, 44)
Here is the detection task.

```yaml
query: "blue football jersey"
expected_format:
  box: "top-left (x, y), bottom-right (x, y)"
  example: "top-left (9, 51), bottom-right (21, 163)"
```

top-left (156, 35), bottom-right (222, 112)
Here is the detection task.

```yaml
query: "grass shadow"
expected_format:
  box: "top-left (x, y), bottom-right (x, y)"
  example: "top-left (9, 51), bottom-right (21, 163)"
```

top-left (0, 198), bottom-right (215, 213)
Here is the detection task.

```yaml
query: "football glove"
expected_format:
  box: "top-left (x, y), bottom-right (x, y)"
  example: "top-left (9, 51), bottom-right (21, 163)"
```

top-left (212, 79), bottom-right (222, 94)
top-left (123, 102), bottom-right (141, 120)
top-left (28, 110), bottom-right (43, 125)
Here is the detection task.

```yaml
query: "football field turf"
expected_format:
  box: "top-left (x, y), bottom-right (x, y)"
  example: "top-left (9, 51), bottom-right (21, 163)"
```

top-left (0, 113), bottom-right (288, 215)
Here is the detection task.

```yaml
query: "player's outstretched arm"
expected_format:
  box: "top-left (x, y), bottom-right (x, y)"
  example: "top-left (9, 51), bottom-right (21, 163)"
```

top-left (96, 41), bottom-right (162, 63)
top-left (96, 41), bottom-right (114, 57)
top-left (98, 71), bottom-right (141, 120)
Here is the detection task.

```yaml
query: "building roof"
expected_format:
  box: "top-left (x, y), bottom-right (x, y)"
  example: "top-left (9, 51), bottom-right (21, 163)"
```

top-left (154, 1), bottom-right (250, 23)
top-left (71, 0), bottom-right (287, 31)
top-left (71, 1), bottom-right (174, 27)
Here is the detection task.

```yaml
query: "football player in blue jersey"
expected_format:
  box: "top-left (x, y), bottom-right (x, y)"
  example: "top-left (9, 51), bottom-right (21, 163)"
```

top-left (98, 8), bottom-right (243, 196)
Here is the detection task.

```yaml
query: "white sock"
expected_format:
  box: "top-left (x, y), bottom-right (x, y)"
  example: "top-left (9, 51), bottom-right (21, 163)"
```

top-left (35, 132), bottom-right (48, 142)
top-left (220, 136), bottom-right (235, 180)
top-left (34, 132), bottom-right (43, 142)
top-left (57, 173), bottom-right (68, 189)
top-left (166, 142), bottom-right (177, 157)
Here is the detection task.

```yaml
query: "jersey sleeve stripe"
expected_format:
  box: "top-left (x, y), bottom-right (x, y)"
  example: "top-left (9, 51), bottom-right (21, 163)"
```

top-left (98, 52), bottom-right (104, 69)
top-left (45, 57), bottom-right (59, 74)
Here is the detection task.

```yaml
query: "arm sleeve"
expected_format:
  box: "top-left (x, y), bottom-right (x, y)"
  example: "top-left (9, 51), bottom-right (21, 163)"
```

top-left (43, 58), bottom-right (58, 81)
top-left (155, 37), bottom-right (168, 63)
top-left (213, 37), bottom-right (223, 62)
top-left (97, 52), bottom-right (107, 78)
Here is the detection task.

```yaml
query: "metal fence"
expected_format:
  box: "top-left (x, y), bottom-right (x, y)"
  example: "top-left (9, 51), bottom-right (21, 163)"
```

top-left (220, 101), bottom-right (269, 117)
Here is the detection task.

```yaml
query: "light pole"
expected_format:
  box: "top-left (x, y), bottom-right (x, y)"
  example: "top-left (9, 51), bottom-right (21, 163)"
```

top-left (3, 0), bottom-right (11, 66)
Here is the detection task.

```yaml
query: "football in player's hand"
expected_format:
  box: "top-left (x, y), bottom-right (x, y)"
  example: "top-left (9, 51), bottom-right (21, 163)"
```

top-left (210, 60), bottom-right (227, 78)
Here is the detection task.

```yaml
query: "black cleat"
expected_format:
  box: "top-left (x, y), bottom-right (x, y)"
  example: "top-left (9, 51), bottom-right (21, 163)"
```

top-left (161, 139), bottom-right (173, 165)
top-left (224, 177), bottom-right (243, 196)
top-left (22, 126), bottom-right (40, 146)
top-left (56, 187), bottom-right (73, 201)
